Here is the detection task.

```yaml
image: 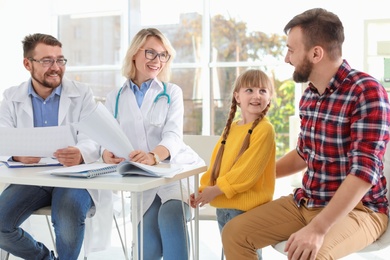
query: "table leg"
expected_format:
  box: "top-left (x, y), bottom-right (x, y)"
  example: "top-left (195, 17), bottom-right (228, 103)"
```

top-left (120, 191), bottom-right (130, 260)
top-left (194, 174), bottom-right (199, 260)
top-left (140, 193), bottom-right (143, 259)
top-left (131, 192), bottom-right (138, 260)
top-left (131, 191), bottom-right (144, 260)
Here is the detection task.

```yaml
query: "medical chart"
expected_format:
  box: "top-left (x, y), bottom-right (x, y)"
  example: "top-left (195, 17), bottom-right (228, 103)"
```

top-left (72, 103), bottom-right (134, 159)
top-left (0, 125), bottom-right (75, 157)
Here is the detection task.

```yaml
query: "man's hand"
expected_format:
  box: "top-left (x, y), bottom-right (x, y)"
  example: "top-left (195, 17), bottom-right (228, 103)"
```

top-left (284, 175), bottom-right (372, 260)
top-left (54, 146), bottom-right (84, 166)
top-left (12, 156), bottom-right (40, 164)
top-left (285, 224), bottom-right (325, 260)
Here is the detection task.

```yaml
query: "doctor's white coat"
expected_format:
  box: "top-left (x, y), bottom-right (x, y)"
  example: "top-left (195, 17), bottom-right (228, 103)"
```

top-left (105, 78), bottom-right (205, 217)
top-left (0, 77), bottom-right (113, 255)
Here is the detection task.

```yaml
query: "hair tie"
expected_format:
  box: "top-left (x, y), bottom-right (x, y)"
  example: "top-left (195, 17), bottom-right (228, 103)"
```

top-left (248, 129), bottom-right (253, 134)
top-left (221, 140), bottom-right (226, 145)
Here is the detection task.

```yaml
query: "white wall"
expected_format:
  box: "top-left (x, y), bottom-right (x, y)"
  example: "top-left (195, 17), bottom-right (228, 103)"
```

top-left (0, 0), bottom-right (53, 94)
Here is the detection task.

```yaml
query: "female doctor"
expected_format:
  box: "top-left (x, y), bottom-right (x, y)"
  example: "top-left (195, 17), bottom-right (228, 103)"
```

top-left (102, 28), bottom-right (204, 260)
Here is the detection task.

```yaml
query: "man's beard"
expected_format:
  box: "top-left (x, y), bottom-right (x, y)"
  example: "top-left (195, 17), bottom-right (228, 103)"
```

top-left (31, 69), bottom-right (62, 89)
top-left (292, 57), bottom-right (312, 83)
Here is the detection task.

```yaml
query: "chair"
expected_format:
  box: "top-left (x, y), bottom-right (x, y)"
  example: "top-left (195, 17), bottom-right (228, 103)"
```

top-left (183, 134), bottom-right (222, 259)
top-left (272, 144), bottom-right (390, 257)
top-left (0, 184), bottom-right (56, 260)
top-left (183, 134), bottom-right (220, 168)
top-left (1, 206), bottom-right (56, 260)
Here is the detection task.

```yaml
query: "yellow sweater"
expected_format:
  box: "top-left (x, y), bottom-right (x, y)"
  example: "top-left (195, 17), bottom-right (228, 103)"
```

top-left (199, 118), bottom-right (276, 211)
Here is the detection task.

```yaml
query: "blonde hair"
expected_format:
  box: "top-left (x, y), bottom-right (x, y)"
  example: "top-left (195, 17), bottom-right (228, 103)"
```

top-left (122, 28), bottom-right (176, 82)
top-left (210, 69), bottom-right (274, 184)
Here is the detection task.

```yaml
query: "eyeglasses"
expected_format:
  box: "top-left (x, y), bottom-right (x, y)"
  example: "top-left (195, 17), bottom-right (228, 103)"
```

top-left (140, 49), bottom-right (171, 63)
top-left (28, 58), bottom-right (68, 67)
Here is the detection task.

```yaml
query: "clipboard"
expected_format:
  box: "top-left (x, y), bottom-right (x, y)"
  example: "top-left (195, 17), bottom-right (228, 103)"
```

top-left (1, 157), bottom-right (62, 168)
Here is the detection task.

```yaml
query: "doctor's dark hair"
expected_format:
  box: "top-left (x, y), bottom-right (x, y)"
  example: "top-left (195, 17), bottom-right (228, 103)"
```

top-left (283, 8), bottom-right (344, 61)
top-left (122, 28), bottom-right (176, 82)
top-left (210, 69), bottom-right (274, 185)
top-left (22, 33), bottom-right (62, 58)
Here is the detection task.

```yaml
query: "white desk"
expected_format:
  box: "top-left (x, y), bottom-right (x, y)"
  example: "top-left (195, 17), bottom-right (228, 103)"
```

top-left (0, 163), bottom-right (206, 260)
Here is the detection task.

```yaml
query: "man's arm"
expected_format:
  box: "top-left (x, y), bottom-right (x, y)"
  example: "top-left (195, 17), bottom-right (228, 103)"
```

top-left (285, 174), bottom-right (372, 260)
top-left (276, 149), bottom-right (307, 178)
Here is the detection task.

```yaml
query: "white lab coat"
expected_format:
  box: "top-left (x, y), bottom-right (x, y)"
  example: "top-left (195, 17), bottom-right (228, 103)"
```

top-left (0, 78), bottom-right (113, 255)
top-left (105, 78), bottom-right (205, 217)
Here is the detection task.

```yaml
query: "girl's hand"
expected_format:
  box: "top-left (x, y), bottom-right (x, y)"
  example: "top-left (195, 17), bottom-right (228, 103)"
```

top-left (192, 186), bottom-right (223, 207)
top-left (189, 193), bottom-right (197, 208)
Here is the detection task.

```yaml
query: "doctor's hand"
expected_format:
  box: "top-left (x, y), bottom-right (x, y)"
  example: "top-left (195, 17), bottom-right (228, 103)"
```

top-left (12, 156), bottom-right (40, 164)
top-left (129, 150), bottom-right (155, 165)
top-left (102, 149), bottom-right (125, 164)
top-left (54, 146), bottom-right (83, 167)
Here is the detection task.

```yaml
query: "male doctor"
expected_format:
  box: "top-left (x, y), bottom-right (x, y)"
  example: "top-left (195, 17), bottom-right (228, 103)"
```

top-left (0, 33), bottom-right (112, 259)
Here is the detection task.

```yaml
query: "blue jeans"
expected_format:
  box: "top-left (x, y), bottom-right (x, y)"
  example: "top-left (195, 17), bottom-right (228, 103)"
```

top-left (138, 195), bottom-right (190, 260)
top-left (0, 184), bottom-right (93, 260)
top-left (217, 208), bottom-right (262, 260)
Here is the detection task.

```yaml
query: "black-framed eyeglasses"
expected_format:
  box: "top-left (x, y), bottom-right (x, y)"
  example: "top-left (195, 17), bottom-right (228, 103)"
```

top-left (139, 49), bottom-right (171, 63)
top-left (28, 58), bottom-right (68, 67)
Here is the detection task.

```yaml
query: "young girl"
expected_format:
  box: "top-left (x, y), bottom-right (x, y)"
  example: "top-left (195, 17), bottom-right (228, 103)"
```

top-left (190, 69), bottom-right (276, 259)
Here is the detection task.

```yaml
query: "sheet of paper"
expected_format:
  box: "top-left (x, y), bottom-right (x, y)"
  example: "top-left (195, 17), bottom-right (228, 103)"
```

top-left (0, 125), bottom-right (76, 157)
top-left (72, 102), bottom-right (134, 159)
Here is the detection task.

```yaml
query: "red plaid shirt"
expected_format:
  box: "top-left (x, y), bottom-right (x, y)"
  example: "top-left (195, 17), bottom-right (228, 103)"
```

top-left (294, 60), bottom-right (390, 215)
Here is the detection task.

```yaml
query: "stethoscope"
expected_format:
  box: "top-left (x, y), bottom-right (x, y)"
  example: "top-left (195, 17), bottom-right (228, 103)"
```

top-left (114, 81), bottom-right (170, 120)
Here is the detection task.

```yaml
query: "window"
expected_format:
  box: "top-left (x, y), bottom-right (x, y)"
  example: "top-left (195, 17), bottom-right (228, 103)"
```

top-left (2, 0), bottom-right (389, 158)
top-left (58, 12), bottom-right (122, 100)
top-left (364, 19), bottom-right (390, 91)
top-left (56, 0), bottom-right (296, 157)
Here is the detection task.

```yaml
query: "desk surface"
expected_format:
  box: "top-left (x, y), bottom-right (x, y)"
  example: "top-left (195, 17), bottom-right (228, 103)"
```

top-left (0, 164), bottom-right (206, 192)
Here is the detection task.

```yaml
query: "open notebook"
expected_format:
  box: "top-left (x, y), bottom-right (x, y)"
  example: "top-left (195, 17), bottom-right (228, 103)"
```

top-left (43, 161), bottom-right (183, 178)
top-left (117, 161), bottom-right (183, 178)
